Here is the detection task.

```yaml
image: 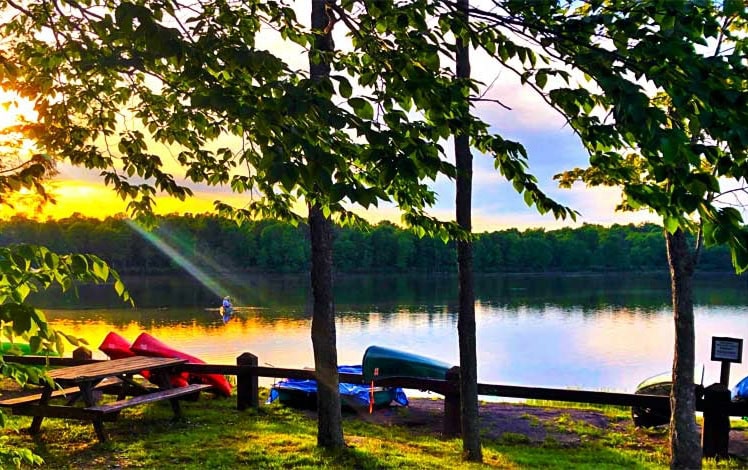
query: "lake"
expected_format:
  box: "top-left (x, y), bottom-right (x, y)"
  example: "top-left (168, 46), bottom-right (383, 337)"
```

top-left (28, 272), bottom-right (748, 394)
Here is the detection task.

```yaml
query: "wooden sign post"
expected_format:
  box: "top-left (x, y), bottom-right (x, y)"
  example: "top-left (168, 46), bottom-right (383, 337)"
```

top-left (702, 336), bottom-right (743, 460)
top-left (711, 336), bottom-right (743, 387)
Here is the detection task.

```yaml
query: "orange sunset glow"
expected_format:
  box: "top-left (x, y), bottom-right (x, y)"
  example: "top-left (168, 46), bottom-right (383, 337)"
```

top-left (1, 180), bottom-right (242, 220)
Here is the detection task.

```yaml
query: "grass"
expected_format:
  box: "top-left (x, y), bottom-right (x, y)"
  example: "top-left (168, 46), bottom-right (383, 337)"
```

top-left (1, 388), bottom-right (747, 469)
top-left (525, 398), bottom-right (630, 415)
top-left (731, 418), bottom-right (748, 431)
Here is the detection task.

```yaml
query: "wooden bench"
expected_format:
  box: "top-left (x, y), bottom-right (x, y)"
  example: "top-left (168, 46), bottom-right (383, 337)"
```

top-left (0, 377), bottom-right (123, 408)
top-left (86, 383), bottom-right (213, 416)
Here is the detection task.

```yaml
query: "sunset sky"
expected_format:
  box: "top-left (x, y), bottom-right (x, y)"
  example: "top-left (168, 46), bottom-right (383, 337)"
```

top-left (0, 10), bottom-right (663, 233)
top-left (1, 77), bottom-right (662, 232)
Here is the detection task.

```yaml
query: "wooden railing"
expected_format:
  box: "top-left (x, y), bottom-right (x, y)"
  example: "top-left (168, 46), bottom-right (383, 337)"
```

top-left (5, 349), bottom-right (744, 459)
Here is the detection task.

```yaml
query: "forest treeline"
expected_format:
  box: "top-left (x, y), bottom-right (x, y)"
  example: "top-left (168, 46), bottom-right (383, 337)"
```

top-left (0, 213), bottom-right (733, 274)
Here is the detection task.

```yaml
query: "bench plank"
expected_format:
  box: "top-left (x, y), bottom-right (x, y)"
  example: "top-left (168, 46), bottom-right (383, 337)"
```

top-left (11, 404), bottom-right (117, 422)
top-left (87, 383), bottom-right (213, 414)
top-left (0, 377), bottom-right (123, 408)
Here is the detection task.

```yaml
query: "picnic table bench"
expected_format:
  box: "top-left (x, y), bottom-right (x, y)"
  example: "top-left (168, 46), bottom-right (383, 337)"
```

top-left (4, 356), bottom-right (214, 442)
top-left (0, 376), bottom-right (123, 408)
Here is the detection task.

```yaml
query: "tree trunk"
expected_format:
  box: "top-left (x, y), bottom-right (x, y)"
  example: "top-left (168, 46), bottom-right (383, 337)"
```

top-left (455, 0), bottom-right (482, 461)
top-left (666, 228), bottom-right (701, 469)
top-left (309, 0), bottom-right (344, 449)
top-left (308, 202), bottom-right (343, 448)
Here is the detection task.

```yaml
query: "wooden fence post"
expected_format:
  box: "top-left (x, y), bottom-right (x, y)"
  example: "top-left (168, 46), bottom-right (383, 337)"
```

top-left (237, 353), bottom-right (258, 411)
top-left (443, 366), bottom-right (461, 437)
top-left (72, 347), bottom-right (92, 360)
top-left (701, 383), bottom-right (731, 460)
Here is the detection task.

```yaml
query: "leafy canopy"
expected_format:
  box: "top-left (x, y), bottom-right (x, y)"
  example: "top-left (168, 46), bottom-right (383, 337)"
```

top-left (0, 0), bottom-right (574, 242)
top-left (463, 0), bottom-right (748, 271)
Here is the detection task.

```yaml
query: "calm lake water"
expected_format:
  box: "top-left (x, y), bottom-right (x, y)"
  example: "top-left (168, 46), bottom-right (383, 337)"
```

top-left (29, 272), bottom-right (748, 394)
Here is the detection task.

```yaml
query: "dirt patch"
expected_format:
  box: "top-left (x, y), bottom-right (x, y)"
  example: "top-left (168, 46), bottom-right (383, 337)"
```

top-left (351, 397), bottom-right (748, 459)
top-left (354, 399), bottom-right (617, 444)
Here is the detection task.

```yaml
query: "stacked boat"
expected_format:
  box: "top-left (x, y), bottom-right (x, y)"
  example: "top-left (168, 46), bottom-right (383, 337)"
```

top-left (269, 345), bottom-right (453, 411)
top-left (633, 371), bottom-right (748, 427)
top-left (99, 332), bottom-right (232, 397)
top-left (268, 365), bottom-right (408, 410)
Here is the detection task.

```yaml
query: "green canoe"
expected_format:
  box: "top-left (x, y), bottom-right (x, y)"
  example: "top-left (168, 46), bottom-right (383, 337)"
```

top-left (1, 342), bottom-right (58, 356)
top-left (362, 345), bottom-right (453, 382)
top-left (1, 342), bottom-right (32, 355)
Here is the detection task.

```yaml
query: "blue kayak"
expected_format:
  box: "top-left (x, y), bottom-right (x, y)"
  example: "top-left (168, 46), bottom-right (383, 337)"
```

top-left (268, 365), bottom-right (408, 410)
top-left (733, 375), bottom-right (748, 401)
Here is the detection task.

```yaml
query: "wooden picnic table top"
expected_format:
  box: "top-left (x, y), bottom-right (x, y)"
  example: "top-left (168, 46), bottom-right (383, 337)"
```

top-left (48, 356), bottom-right (187, 385)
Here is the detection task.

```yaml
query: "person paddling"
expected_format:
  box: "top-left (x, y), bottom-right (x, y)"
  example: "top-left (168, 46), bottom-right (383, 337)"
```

top-left (220, 296), bottom-right (233, 323)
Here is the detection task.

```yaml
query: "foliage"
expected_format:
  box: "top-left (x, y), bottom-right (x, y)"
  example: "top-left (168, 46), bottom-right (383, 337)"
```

top-left (0, 26), bottom-right (131, 470)
top-left (0, 445), bottom-right (44, 468)
top-left (0, 244), bottom-right (130, 468)
top-left (0, 244), bottom-right (130, 355)
top-left (504, 1), bottom-right (748, 271)
top-left (0, 242), bottom-right (130, 467)
top-left (0, 214), bottom-right (733, 275)
top-left (0, 1), bottom-right (576, 236)
top-left (3, 0), bottom-right (746, 462)
top-left (466, 2), bottom-right (748, 467)
top-left (0, 0), bottom-right (576, 450)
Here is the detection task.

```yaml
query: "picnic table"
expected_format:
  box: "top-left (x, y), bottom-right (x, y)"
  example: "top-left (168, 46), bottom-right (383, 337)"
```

top-left (3, 356), bottom-right (213, 442)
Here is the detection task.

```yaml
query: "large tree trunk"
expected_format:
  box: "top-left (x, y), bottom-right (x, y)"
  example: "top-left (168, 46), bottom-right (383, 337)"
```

top-left (455, 0), bottom-right (482, 461)
top-left (309, 0), bottom-right (344, 449)
top-left (666, 228), bottom-right (701, 469)
top-left (308, 202), bottom-right (343, 448)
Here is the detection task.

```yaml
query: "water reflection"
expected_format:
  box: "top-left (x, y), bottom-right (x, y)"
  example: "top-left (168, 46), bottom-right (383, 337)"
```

top-left (29, 273), bottom-right (748, 393)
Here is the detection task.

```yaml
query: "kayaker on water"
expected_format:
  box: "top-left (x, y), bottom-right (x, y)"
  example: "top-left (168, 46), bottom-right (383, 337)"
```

top-left (220, 296), bottom-right (233, 323)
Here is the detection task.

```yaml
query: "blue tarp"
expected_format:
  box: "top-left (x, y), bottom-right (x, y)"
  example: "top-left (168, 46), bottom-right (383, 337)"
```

top-left (733, 375), bottom-right (748, 401)
top-left (267, 365), bottom-right (408, 408)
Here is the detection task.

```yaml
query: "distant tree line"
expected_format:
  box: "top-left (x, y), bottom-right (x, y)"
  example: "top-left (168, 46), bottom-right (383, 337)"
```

top-left (0, 213), bottom-right (733, 274)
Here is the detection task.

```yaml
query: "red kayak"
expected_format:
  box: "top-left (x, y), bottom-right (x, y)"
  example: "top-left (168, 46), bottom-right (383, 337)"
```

top-left (131, 332), bottom-right (232, 397)
top-left (99, 332), bottom-right (189, 388)
top-left (99, 332), bottom-right (232, 397)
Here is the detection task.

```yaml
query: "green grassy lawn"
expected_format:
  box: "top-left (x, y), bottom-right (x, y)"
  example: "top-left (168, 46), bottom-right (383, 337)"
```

top-left (0, 390), bottom-right (746, 469)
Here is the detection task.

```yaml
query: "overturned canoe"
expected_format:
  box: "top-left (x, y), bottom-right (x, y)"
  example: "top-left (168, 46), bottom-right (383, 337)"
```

top-left (268, 365), bottom-right (408, 410)
top-left (362, 345), bottom-right (453, 382)
top-left (131, 333), bottom-right (232, 397)
top-left (632, 371), bottom-right (704, 428)
top-left (98, 331), bottom-right (232, 397)
top-left (632, 372), bottom-right (672, 428)
top-left (99, 331), bottom-right (190, 388)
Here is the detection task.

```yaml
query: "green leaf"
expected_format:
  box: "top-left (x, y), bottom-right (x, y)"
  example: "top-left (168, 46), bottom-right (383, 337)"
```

top-left (70, 255), bottom-right (88, 275)
top-left (61, 332), bottom-right (80, 347)
top-left (337, 77), bottom-right (353, 99)
top-left (523, 190), bottom-right (534, 207)
top-left (535, 70), bottom-right (548, 89)
top-left (10, 304), bottom-right (31, 335)
top-left (44, 251), bottom-right (59, 269)
top-left (348, 97), bottom-right (374, 120)
top-left (724, 0), bottom-right (743, 16)
top-left (29, 336), bottom-right (42, 354)
top-left (114, 279), bottom-right (126, 297)
top-left (55, 332), bottom-right (65, 356)
top-left (663, 216), bottom-right (679, 234)
top-left (15, 283), bottom-right (30, 302)
top-left (92, 260), bottom-right (110, 281)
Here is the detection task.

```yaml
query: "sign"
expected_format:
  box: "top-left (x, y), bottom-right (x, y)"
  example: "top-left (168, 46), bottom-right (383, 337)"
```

top-left (711, 337), bottom-right (743, 363)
